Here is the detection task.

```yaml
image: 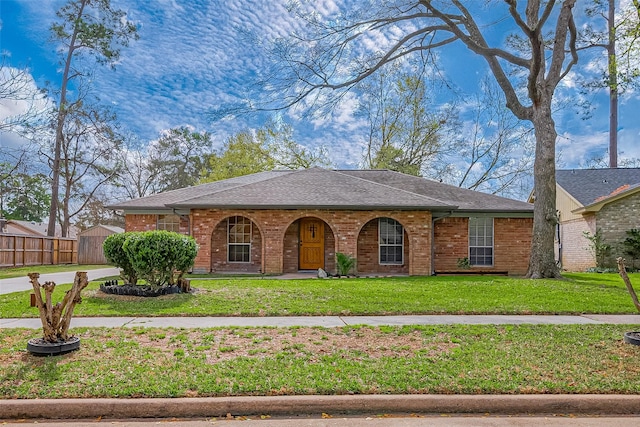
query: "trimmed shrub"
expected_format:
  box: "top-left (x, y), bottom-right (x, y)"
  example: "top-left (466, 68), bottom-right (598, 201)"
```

top-left (103, 232), bottom-right (139, 284)
top-left (122, 230), bottom-right (197, 288)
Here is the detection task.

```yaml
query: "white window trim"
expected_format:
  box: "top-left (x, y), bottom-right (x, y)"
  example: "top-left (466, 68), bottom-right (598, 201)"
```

top-left (379, 218), bottom-right (404, 265)
top-left (468, 217), bottom-right (494, 267)
top-left (157, 214), bottom-right (180, 233)
top-left (227, 216), bottom-right (252, 263)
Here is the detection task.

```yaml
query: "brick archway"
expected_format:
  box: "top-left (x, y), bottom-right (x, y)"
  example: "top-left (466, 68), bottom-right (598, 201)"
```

top-left (210, 215), bottom-right (263, 273)
top-left (357, 216), bottom-right (410, 275)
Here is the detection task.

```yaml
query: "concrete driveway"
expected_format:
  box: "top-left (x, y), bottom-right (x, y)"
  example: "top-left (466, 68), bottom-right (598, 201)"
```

top-left (0, 267), bottom-right (120, 295)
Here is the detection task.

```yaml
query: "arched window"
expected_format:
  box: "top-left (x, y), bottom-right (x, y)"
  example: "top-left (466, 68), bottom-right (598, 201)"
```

top-left (379, 218), bottom-right (403, 265)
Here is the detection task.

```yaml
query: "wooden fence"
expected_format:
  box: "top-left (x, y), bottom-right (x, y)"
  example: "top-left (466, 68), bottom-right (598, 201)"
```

top-left (77, 235), bottom-right (109, 264)
top-left (0, 234), bottom-right (78, 268)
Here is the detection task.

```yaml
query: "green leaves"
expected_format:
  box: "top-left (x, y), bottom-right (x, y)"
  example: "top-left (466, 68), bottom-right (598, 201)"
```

top-left (121, 230), bottom-right (198, 287)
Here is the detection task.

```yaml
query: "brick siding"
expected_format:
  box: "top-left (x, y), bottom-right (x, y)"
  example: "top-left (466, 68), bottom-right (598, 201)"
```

top-left (559, 215), bottom-right (595, 271)
top-left (596, 191), bottom-right (640, 266)
top-left (433, 217), bottom-right (532, 275)
top-left (125, 210), bottom-right (531, 276)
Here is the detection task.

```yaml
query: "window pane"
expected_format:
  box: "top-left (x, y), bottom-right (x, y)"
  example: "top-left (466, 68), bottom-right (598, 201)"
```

top-left (228, 216), bottom-right (252, 262)
top-left (379, 218), bottom-right (403, 265)
top-left (469, 217), bottom-right (493, 266)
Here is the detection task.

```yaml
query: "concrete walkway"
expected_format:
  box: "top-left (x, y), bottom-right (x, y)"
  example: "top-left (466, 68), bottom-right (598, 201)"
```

top-left (2, 314), bottom-right (639, 329)
top-left (0, 267), bottom-right (120, 295)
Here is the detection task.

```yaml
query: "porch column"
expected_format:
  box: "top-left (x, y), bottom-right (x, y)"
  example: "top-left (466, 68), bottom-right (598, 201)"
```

top-left (262, 229), bottom-right (285, 275)
top-left (406, 214), bottom-right (432, 276)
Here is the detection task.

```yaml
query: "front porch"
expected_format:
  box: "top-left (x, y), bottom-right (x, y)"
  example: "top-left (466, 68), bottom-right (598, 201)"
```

top-left (192, 209), bottom-right (433, 276)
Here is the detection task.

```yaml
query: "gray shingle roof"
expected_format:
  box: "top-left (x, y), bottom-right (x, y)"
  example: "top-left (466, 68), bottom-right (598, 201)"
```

top-left (110, 168), bottom-right (533, 213)
top-left (556, 168), bottom-right (640, 206)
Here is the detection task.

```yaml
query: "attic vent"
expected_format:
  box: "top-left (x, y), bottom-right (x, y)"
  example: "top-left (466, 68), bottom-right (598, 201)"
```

top-left (602, 179), bottom-right (608, 183)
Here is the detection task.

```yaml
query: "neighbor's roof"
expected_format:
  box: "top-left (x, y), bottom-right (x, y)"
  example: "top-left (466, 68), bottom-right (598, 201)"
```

top-left (108, 168), bottom-right (533, 213)
top-left (556, 168), bottom-right (640, 207)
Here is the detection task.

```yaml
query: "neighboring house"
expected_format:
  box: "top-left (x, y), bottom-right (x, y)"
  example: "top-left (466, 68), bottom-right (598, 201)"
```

top-left (0, 219), bottom-right (79, 239)
top-left (108, 168), bottom-right (534, 276)
top-left (554, 168), bottom-right (640, 271)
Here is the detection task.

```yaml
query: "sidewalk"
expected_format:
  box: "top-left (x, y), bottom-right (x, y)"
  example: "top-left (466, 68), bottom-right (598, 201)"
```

top-left (2, 314), bottom-right (639, 329)
top-left (0, 267), bottom-right (120, 295)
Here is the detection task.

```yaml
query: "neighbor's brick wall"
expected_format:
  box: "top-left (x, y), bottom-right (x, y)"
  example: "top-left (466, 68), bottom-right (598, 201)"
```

top-left (433, 217), bottom-right (532, 275)
top-left (559, 215), bottom-right (595, 271)
top-left (596, 192), bottom-right (640, 266)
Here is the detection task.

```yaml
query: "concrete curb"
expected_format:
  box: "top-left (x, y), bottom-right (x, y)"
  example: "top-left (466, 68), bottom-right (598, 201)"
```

top-left (1, 395), bottom-right (639, 420)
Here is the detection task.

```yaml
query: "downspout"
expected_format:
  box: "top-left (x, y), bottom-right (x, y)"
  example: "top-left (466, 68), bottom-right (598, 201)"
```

top-left (431, 211), bottom-right (453, 275)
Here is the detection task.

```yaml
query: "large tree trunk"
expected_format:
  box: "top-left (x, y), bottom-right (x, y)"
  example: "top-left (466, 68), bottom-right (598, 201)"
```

top-left (28, 271), bottom-right (89, 342)
top-left (527, 101), bottom-right (561, 279)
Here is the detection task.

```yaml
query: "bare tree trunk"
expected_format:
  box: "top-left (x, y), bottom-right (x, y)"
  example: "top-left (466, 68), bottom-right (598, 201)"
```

top-left (608, 0), bottom-right (618, 168)
top-left (527, 101), bottom-right (561, 279)
top-left (28, 271), bottom-right (89, 342)
top-left (46, 0), bottom-right (88, 237)
top-left (617, 257), bottom-right (640, 313)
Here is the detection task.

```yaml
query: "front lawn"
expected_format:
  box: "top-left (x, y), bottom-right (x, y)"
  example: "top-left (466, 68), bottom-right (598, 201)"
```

top-left (1, 324), bottom-right (638, 398)
top-left (1, 273), bottom-right (639, 317)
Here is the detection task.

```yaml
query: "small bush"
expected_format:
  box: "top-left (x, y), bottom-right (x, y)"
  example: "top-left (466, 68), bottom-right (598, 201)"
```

top-left (122, 230), bottom-right (198, 287)
top-left (103, 232), bottom-right (139, 284)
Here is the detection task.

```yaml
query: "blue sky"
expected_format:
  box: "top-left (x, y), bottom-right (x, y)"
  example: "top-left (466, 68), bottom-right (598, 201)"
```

top-left (1, 0), bottom-right (639, 182)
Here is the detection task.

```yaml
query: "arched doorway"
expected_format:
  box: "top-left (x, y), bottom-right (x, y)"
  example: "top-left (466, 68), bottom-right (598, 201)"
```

top-left (282, 217), bottom-right (335, 273)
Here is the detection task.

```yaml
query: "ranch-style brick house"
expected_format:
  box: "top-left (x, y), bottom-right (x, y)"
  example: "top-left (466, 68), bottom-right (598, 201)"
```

top-left (109, 168), bottom-right (534, 276)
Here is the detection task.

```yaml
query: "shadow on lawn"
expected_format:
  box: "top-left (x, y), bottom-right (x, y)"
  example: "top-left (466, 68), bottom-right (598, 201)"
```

top-left (83, 290), bottom-right (196, 316)
top-left (562, 272), bottom-right (634, 289)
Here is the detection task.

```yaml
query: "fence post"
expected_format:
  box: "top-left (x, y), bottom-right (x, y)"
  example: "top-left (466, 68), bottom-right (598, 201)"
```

top-left (52, 238), bottom-right (59, 265)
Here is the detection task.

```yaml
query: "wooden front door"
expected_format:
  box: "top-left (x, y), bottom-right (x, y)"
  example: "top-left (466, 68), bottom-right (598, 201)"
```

top-left (299, 218), bottom-right (325, 270)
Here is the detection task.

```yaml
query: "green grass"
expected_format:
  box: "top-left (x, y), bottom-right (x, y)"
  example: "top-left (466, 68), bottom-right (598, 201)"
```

top-left (2, 273), bottom-right (639, 317)
top-left (0, 264), bottom-right (108, 280)
top-left (1, 324), bottom-right (639, 398)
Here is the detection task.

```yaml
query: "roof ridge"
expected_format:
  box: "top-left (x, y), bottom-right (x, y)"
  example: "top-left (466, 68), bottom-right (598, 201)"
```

top-left (332, 169), bottom-right (456, 208)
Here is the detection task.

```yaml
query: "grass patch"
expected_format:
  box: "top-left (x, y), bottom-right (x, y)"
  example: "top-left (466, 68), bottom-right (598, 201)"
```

top-left (1, 324), bottom-right (639, 398)
top-left (0, 264), bottom-right (108, 280)
top-left (2, 273), bottom-right (639, 317)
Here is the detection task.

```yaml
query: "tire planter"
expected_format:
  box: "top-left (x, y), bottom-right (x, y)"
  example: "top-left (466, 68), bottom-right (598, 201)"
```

top-left (623, 331), bottom-right (640, 346)
top-left (27, 336), bottom-right (80, 356)
top-left (100, 282), bottom-right (182, 297)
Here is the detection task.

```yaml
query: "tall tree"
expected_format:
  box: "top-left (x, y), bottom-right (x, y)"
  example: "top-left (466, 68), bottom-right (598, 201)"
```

top-left (40, 98), bottom-right (123, 237)
top-left (260, 120), bottom-right (333, 170)
top-left (258, 0), bottom-right (580, 278)
top-left (147, 127), bottom-right (215, 192)
top-left (358, 63), bottom-right (450, 176)
top-left (201, 130), bottom-right (275, 183)
top-left (580, 0), bottom-right (640, 167)
top-left (450, 78), bottom-right (535, 198)
top-left (47, 0), bottom-right (137, 236)
top-left (201, 121), bottom-right (331, 183)
top-left (0, 165), bottom-right (50, 222)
